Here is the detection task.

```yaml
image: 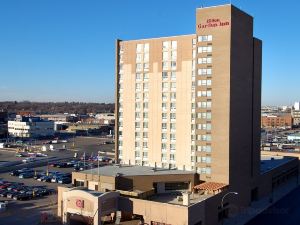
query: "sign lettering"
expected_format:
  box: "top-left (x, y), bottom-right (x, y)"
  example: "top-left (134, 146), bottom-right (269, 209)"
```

top-left (198, 18), bottom-right (230, 29)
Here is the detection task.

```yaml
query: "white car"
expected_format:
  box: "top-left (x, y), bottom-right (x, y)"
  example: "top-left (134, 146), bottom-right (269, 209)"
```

top-left (22, 157), bottom-right (36, 163)
top-left (0, 201), bottom-right (7, 212)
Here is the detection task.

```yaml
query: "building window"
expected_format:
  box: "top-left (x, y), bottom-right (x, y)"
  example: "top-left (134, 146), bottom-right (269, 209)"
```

top-left (162, 72), bottom-right (168, 79)
top-left (198, 57), bottom-right (212, 64)
top-left (163, 51), bottom-right (169, 61)
top-left (171, 72), bottom-right (176, 79)
top-left (136, 43), bottom-right (143, 53)
top-left (162, 62), bottom-right (169, 70)
top-left (143, 122), bottom-right (148, 128)
top-left (171, 41), bottom-right (177, 49)
top-left (135, 122), bottom-right (140, 128)
top-left (197, 101), bottom-right (212, 108)
top-left (135, 151), bottom-right (140, 157)
top-left (198, 46), bottom-right (212, 53)
top-left (197, 90), bottom-right (212, 97)
top-left (170, 103), bottom-right (176, 110)
top-left (197, 35), bottom-right (213, 42)
top-left (162, 123), bottom-right (167, 130)
top-left (143, 142), bottom-right (148, 148)
top-left (170, 82), bottom-right (176, 89)
top-left (170, 153), bottom-right (176, 161)
top-left (162, 82), bottom-right (168, 89)
top-left (198, 79), bottom-right (212, 86)
top-left (198, 68), bottom-right (212, 75)
top-left (162, 41), bottom-right (170, 50)
top-left (136, 53), bottom-right (142, 62)
top-left (144, 63), bottom-right (149, 71)
top-left (171, 61), bottom-right (177, 70)
top-left (144, 43), bottom-right (149, 52)
top-left (162, 113), bottom-right (167, 119)
top-left (170, 133), bottom-right (176, 141)
top-left (143, 132), bottom-right (148, 138)
top-left (136, 73), bottom-right (142, 80)
top-left (144, 53), bottom-right (149, 62)
top-left (171, 51), bottom-right (177, 60)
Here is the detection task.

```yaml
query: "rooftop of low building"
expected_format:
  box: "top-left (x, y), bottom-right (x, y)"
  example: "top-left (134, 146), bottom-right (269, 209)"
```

top-left (79, 164), bottom-right (195, 177)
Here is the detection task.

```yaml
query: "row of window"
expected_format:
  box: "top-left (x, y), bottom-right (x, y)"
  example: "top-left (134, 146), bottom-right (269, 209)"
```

top-left (162, 102), bottom-right (176, 110)
top-left (198, 35), bottom-right (213, 42)
top-left (136, 63), bottom-right (149, 72)
top-left (162, 41), bottom-right (177, 50)
top-left (161, 153), bottom-right (176, 161)
top-left (162, 122), bottom-right (176, 129)
top-left (197, 123), bottom-right (212, 130)
top-left (162, 133), bottom-right (176, 140)
top-left (197, 134), bottom-right (212, 141)
top-left (162, 143), bottom-right (176, 150)
top-left (196, 156), bottom-right (211, 163)
top-left (136, 53), bottom-right (149, 62)
top-left (162, 61), bottom-right (177, 71)
top-left (197, 90), bottom-right (212, 97)
top-left (198, 68), bottom-right (212, 75)
top-left (197, 101), bottom-right (212, 108)
top-left (136, 43), bottom-right (150, 53)
top-left (162, 51), bottom-right (177, 61)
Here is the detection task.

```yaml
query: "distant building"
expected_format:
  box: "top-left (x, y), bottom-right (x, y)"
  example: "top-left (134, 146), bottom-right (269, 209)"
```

top-left (261, 113), bottom-right (292, 128)
top-left (8, 115), bottom-right (54, 138)
top-left (39, 114), bottom-right (78, 123)
top-left (0, 111), bottom-right (8, 138)
top-left (287, 133), bottom-right (300, 142)
top-left (81, 113), bottom-right (115, 125)
top-left (294, 102), bottom-right (300, 111)
top-left (292, 110), bottom-right (300, 126)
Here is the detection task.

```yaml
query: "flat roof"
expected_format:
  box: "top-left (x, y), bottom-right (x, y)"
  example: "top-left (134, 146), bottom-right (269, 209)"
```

top-left (149, 192), bottom-right (213, 206)
top-left (120, 34), bottom-right (195, 43)
top-left (260, 155), bottom-right (296, 173)
top-left (80, 164), bottom-right (194, 177)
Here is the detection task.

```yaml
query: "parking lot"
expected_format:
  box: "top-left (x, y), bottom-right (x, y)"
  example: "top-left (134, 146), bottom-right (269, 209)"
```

top-left (0, 136), bottom-right (115, 225)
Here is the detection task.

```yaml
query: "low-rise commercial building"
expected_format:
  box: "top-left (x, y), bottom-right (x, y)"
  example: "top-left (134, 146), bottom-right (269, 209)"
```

top-left (58, 155), bottom-right (298, 225)
top-left (261, 113), bottom-right (292, 129)
top-left (40, 114), bottom-right (78, 123)
top-left (8, 115), bottom-right (54, 138)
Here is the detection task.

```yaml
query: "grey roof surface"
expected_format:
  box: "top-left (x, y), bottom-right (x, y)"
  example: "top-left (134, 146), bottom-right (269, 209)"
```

top-left (260, 155), bottom-right (296, 173)
top-left (80, 165), bottom-right (194, 177)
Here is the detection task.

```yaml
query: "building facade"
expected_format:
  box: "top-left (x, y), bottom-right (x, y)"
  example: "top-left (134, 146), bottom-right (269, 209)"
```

top-left (115, 4), bottom-right (261, 187)
top-left (8, 115), bottom-right (54, 138)
top-left (0, 111), bottom-right (8, 138)
top-left (261, 113), bottom-right (292, 129)
top-left (292, 110), bottom-right (300, 126)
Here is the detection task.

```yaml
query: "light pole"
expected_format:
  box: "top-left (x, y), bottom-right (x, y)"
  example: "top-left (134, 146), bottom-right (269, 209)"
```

top-left (221, 191), bottom-right (238, 225)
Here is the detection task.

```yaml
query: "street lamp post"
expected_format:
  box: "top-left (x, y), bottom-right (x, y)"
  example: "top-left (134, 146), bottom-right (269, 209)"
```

top-left (221, 191), bottom-right (238, 225)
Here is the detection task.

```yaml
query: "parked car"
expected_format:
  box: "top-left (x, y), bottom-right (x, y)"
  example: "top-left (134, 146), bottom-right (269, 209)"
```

top-left (58, 176), bottom-right (72, 184)
top-left (10, 168), bottom-right (33, 176)
top-left (22, 157), bottom-right (36, 163)
top-left (19, 172), bottom-right (34, 179)
top-left (0, 201), bottom-right (7, 212)
top-left (13, 193), bottom-right (32, 201)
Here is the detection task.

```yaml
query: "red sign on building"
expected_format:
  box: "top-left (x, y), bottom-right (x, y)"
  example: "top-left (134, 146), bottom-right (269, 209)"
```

top-left (198, 18), bottom-right (230, 29)
top-left (76, 199), bottom-right (84, 208)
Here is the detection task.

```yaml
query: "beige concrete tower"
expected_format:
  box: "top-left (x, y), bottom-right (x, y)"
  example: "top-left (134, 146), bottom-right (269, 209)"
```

top-left (115, 5), bottom-right (262, 196)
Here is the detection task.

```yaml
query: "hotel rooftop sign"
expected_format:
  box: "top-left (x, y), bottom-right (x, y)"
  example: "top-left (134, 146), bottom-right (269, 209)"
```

top-left (198, 18), bottom-right (230, 29)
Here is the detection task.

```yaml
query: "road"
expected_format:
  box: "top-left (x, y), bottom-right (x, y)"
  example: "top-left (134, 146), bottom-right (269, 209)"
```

top-left (246, 186), bottom-right (300, 225)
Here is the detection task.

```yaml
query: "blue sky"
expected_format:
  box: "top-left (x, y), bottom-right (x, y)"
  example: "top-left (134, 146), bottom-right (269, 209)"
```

top-left (0, 0), bottom-right (299, 105)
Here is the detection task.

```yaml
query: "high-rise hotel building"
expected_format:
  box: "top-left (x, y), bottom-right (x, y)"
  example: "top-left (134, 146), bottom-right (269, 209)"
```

top-left (115, 4), bottom-right (262, 185)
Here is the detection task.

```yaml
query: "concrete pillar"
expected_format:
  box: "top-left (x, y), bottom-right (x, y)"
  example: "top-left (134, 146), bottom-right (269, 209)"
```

top-left (182, 192), bottom-right (190, 206)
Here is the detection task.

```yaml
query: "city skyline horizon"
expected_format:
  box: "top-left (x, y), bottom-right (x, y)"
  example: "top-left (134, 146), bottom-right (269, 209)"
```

top-left (0, 0), bottom-right (299, 105)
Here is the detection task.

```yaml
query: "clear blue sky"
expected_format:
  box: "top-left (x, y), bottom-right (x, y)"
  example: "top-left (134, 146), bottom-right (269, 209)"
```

top-left (0, 0), bottom-right (299, 105)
